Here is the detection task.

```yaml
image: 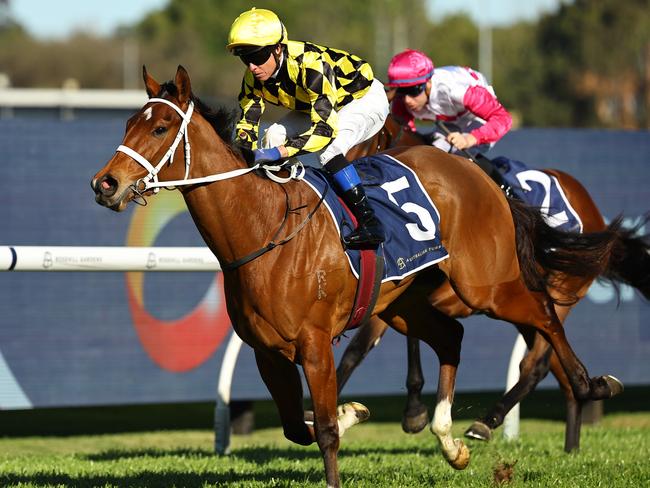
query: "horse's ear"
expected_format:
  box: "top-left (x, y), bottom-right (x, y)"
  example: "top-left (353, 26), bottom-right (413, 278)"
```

top-left (143, 65), bottom-right (160, 98)
top-left (175, 65), bottom-right (191, 105)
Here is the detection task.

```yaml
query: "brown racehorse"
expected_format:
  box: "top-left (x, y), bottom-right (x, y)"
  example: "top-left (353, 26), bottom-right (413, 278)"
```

top-left (92, 66), bottom-right (628, 486)
top-left (337, 115), bottom-right (650, 452)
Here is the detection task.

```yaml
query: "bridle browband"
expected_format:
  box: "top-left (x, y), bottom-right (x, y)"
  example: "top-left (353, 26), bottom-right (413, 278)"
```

top-left (116, 97), bottom-right (306, 200)
top-left (114, 96), bottom-right (324, 270)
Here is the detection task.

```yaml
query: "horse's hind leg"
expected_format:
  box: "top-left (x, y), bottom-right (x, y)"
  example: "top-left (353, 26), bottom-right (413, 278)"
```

top-left (474, 280), bottom-right (622, 402)
top-left (382, 294), bottom-right (469, 470)
top-left (548, 349), bottom-right (583, 452)
top-left (465, 327), bottom-right (553, 441)
top-left (254, 349), bottom-right (314, 446)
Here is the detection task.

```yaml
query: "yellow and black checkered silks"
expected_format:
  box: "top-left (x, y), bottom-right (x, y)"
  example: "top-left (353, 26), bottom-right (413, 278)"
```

top-left (235, 40), bottom-right (374, 157)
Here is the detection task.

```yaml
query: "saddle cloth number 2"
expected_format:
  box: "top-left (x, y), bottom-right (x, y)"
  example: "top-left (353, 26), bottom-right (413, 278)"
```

top-left (381, 176), bottom-right (437, 241)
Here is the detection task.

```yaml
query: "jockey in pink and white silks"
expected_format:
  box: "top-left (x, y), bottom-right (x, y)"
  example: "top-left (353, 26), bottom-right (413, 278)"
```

top-left (387, 49), bottom-right (512, 156)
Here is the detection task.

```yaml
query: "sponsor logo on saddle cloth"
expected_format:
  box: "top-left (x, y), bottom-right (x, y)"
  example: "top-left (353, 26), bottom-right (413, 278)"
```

top-left (301, 154), bottom-right (449, 281)
top-left (492, 156), bottom-right (583, 233)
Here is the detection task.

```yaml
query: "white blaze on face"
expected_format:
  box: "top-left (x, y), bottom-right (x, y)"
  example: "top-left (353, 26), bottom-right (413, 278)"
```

top-left (144, 107), bottom-right (153, 120)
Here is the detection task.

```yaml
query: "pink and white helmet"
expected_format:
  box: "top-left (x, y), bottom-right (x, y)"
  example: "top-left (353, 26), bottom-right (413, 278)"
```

top-left (387, 49), bottom-right (434, 87)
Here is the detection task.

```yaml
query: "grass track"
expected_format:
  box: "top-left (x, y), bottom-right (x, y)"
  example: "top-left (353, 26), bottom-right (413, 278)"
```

top-left (1, 390), bottom-right (648, 487)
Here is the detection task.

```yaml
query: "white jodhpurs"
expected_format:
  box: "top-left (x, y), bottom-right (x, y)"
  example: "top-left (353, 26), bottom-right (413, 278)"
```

top-left (261, 78), bottom-right (389, 167)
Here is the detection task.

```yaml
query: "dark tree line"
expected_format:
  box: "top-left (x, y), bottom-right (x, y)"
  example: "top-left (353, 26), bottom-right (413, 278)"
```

top-left (1, 0), bottom-right (648, 128)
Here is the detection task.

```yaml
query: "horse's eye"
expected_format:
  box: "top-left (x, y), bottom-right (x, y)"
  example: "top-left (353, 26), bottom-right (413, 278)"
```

top-left (153, 126), bottom-right (167, 136)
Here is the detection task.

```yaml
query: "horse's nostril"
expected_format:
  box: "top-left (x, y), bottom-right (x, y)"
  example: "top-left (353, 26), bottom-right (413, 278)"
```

top-left (98, 175), bottom-right (118, 197)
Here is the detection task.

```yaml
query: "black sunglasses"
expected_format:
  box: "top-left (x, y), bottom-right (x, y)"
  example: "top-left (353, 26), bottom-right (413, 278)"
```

top-left (396, 83), bottom-right (426, 97)
top-left (239, 45), bottom-right (275, 66)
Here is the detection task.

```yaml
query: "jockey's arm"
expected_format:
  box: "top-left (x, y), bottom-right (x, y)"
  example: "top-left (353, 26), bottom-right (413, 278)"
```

top-left (235, 73), bottom-right (266, 149)
top-left (283, 58), bottom-right (338, 157)
top-left (462, 85), bottom-right (513, 147)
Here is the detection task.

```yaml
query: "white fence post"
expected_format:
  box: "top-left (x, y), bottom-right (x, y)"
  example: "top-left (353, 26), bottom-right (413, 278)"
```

top-left (214, 332), bottom-right (244, 455)
top-left (503, 334), bottom-right (528, 441)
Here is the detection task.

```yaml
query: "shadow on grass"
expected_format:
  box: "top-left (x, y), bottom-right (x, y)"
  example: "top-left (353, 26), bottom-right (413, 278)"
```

top-left (0, 469), bottom-right (319, 488)
top-left (3, 444), bottom-right (449, 487)
top-left (81, 443), bottom-right (438, 463)
top-left (1, 386), bottom-right (647, 437)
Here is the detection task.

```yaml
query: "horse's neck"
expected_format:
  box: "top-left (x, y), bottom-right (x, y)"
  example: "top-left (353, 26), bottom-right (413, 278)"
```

top-left (180, 138), bottom-right (286, 267)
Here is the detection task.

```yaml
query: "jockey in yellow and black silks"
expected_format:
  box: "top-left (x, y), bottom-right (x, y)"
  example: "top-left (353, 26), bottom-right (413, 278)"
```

top-left (227, 8), bottom-right (388, 250)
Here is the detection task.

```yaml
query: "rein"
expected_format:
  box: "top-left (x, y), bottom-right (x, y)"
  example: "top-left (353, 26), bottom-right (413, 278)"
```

top-left (117, 97), bottom-right (306, 197)
top-left (116, 96), bottom-right (322, 271)
top-left (220, 184), bottom-right (329, 271)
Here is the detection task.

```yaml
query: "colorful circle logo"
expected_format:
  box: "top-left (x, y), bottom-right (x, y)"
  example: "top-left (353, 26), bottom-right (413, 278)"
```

top-left (125, 191), bottom-right (231, 372)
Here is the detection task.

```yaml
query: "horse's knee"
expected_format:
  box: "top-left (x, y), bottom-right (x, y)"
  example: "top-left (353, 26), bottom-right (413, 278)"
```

top-left (314, 420), bottom-right (340, 452)
top-left (406, 372), bottom-right (425, 392)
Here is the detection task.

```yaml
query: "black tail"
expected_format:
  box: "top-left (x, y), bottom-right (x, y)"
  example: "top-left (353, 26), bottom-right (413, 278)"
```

top-left (508, 198), bottom-right (639, 304)
top-left (601, 216), bottom-right (650, 300)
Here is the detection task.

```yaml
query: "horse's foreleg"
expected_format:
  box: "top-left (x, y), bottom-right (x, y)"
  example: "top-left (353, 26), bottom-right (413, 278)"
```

top-left (336, 316), bottom-right (389, 395)
top-left (254, 349), bottom-right (314, 446)
top-left (402, 336), bottom-right (429, 433)
top-left (301, 329), bottom-right (343, 488)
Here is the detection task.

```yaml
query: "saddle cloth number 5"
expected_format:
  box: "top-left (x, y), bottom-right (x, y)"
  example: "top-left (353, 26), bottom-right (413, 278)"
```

top-left (381, 176), bottom-right (437, 241)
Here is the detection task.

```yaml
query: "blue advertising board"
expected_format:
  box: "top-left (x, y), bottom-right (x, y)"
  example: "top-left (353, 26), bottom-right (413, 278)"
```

top-left (0, 118), bottom-right (648, 409)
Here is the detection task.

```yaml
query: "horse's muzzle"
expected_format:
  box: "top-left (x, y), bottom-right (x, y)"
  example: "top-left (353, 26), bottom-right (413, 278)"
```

top-left (92, 175), bottom-right (128, 211)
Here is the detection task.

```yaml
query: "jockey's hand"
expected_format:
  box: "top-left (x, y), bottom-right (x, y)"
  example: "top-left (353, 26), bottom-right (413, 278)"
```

top-left (253, 146), bottom-right (282, 164)
top-left (447, 132), bottom-right (477, 150)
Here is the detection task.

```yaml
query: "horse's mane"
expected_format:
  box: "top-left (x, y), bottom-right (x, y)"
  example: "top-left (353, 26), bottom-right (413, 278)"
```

top-left (158, 81), bottom-right (238, 148)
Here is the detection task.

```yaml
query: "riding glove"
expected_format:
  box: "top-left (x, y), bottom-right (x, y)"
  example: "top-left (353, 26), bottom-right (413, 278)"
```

top-left (253, 147), bottom-right (282, 164)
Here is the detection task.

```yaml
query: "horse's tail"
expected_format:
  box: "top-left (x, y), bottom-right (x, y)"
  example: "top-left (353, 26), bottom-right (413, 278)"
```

top-left (600, 216), bottom-right (650, 300)
top-left (508, 198), bottom-right (642, 304)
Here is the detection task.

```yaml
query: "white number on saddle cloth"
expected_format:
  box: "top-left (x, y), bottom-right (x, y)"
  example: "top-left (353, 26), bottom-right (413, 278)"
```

top-left (381, 176), bottom-right (438, 241)
top-left (515, 170), bottom-right (569, 228)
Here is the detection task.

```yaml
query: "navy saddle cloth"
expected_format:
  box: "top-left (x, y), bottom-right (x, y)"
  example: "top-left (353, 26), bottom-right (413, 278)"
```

top-left (301, 154), bottom-right (449, 282)
top-left (493, 156), bottom-right (583, 233)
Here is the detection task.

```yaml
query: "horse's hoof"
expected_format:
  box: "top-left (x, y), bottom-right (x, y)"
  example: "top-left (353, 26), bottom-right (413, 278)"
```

top-left (401, 405), bottom-right (429, 434)
top-left (337, 402), bottom-right (370, 436)
top-left (603, 375), bottom-right (624, 398)
top-left (446, 439), bottom-right (471, 470)
top-left (464, 421), bottom-right (492, 441)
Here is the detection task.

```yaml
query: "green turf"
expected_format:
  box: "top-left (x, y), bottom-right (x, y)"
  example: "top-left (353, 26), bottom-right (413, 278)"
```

top-left (0, 414), bottom-right (648, 487)
top-left (0, 389), bottom-right (648, 487)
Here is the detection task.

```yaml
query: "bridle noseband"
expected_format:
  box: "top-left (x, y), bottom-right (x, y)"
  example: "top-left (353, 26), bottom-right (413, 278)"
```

top-left (117, 97), bottom-right (194, 197)
top-left (114, 96), bottom-right (322, 270)
top-left (115, 97), bottom-right (306, 204)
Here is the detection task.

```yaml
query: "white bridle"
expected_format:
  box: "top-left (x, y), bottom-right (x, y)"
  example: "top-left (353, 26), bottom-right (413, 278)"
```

top-left (115, 97), bottom-right (305, 193)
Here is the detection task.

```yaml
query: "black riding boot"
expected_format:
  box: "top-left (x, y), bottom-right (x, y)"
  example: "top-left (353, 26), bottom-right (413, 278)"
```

top-left (340, 184), bottom-right (385, 249)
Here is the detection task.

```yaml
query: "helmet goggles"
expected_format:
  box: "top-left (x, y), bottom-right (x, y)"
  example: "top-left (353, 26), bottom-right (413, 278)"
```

top-left (396, 83), bottom-right (426, 97)
top-left (235, 45), bottom-right (276, 66)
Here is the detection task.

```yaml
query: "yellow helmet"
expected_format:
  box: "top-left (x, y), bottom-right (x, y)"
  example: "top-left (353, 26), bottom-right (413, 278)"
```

top-left (227, 8), bottom-right (287, 53)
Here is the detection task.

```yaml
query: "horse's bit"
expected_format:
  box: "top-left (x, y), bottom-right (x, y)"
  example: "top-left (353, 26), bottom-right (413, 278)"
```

top-left (115, 97), bottom-right (305, 202)
top-left (114, 96), bottom-right (324, 270)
